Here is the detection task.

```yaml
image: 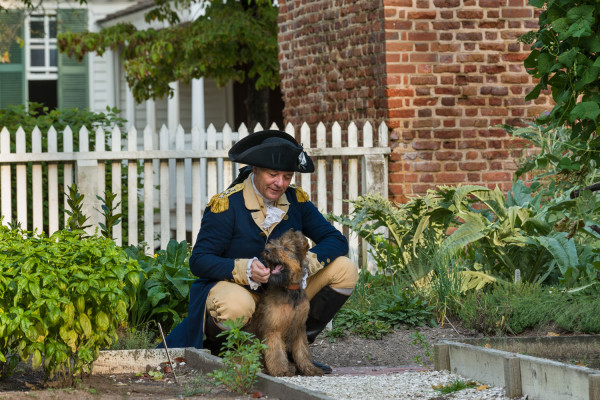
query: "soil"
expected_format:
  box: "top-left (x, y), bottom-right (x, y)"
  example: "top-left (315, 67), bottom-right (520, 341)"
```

top-left (0, 322), bottom-right (481, 399)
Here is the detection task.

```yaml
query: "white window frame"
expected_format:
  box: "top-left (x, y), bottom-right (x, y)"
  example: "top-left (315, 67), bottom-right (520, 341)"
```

top-left (25, 14), bottom-right (58, 80)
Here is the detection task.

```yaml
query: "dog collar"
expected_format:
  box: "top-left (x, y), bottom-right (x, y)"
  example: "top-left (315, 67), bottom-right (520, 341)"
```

top-left (287, 283), bottom-right (301, 290)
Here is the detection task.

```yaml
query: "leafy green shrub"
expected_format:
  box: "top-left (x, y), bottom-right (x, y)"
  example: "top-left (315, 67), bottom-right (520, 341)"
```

top-left (0, 226), bottom-right (141, 383)
top-left (520, 0), bottom-right (600, 175)
top-left (124, 240), bottom-right (195, 333)
top-left (376, 289), bottom-right (436, 328)
top-left (208, 319), bottom-right (266, 395)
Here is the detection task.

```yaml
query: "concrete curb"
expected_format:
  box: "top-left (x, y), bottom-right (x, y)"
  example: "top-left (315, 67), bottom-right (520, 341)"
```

top-left (434, 339), bottom-right (600, 400)
top-left (93, 347), bottom-right (334, 400)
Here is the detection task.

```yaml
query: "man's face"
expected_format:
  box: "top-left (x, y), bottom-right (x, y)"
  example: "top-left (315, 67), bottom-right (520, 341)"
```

top-left (253, 167), bottom-right (294, 202)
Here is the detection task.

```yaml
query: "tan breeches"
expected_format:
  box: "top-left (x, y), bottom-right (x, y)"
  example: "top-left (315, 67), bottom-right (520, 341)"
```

top-left (206, 256), bottom-right (358, 326)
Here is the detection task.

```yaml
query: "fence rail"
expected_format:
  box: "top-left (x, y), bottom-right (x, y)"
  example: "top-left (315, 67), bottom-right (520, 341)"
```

top-left (0, 121), bottom-right (390, 265)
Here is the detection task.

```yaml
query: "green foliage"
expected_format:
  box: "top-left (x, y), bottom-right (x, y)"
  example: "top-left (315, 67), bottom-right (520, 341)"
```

top-left (520, 0), bottom-right (600, 174)
top-left (96, 190), bottom-right (123, 239)
top-left (433, 378), bottom-right (478, 394)
top-left (0, 102), bottom-right (124, 136)
top-left (328, 276), bottom-right (435, 341)
top-left (208, 318), bottom-right (266, 395)
top-left (65, 184), bottom-right (92, 234)
top-left (410, 331), bottom-right (432, 366)
top-left (123, 240), bottom-right (195, 333)
top-left (335, 181), bottom-right (600, 291)
top-left (109, 325), bottom-right (156, 350)
top-left (459, 283), bottom-right (600, 335)
top-left (0, 226), bottom-right (141, 383)
top-left (57, 1), bottom-right (279, 103)
top-left (376, 289), bottom-right (436, 328)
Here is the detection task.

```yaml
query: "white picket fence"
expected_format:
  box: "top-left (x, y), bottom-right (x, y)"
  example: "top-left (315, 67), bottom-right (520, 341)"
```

top-left (0, 121), bottom-right (390, 264)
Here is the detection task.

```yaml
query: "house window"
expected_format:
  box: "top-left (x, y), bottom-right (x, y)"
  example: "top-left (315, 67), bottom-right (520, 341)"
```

top-left (27, 14), bottom-right (58, 110)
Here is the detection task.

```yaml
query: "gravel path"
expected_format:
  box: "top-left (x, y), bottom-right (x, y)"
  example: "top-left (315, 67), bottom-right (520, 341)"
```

top-left (280, 370), bottom-right (527, 400)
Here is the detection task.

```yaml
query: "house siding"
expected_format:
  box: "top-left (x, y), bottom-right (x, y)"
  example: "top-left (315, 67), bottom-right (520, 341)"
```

top-left (277, 0), bottom-right (551, 202)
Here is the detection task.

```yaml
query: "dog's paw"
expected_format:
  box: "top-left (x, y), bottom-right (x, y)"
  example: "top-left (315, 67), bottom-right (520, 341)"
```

top-left (298, 364), bottom-right (324, 377)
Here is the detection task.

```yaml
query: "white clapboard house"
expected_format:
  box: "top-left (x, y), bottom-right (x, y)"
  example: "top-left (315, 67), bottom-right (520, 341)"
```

top-left (0, 0), bottom-right (236, 133)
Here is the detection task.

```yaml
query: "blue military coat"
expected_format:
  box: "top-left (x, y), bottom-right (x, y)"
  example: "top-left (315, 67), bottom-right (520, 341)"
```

top-left (162, 176), bottom-right (348, 348)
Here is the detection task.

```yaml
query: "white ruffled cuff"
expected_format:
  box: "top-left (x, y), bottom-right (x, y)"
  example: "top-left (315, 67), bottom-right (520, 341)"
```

top-left (247, 257), bottom-right (261, 290)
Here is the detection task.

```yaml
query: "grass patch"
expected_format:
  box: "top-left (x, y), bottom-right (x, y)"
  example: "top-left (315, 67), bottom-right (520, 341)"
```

top-left (109, 324), bottom-right (157, 350)
top-left (432, 378), bottom-right (478, 394)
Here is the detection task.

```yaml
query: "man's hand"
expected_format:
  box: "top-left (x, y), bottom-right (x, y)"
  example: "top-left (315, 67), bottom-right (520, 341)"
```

top-left (250, 259), bottom-right (270, 284)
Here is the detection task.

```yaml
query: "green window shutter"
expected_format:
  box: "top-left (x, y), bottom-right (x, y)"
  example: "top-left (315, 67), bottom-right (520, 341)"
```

top-left (0, 11), bottom-right (26, 109)
top-left (57, 9), bottom-right (88, 110)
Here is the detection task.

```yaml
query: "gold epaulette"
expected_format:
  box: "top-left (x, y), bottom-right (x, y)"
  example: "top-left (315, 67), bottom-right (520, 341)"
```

top-left (207, 183), bottom-right (244, 213)
top-left (290, 184), bottom-right (310, 203)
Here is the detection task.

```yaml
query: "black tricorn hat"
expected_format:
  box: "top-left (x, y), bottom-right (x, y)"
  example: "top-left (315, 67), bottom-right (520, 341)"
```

top-left (228, 130), bottom-right (314, 173)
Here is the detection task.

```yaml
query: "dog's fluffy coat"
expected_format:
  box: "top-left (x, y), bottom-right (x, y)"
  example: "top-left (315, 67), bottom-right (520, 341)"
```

top-left (246, 230), bottom-right (323, 377)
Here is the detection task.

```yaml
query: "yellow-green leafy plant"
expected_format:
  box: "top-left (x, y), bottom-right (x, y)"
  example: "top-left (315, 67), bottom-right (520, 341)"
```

top-left (0, 225), bottom-right (141, 384)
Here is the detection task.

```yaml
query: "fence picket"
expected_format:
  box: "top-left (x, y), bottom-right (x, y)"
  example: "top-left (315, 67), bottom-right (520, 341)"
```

top-left (300, 123), bottom-right (311, 197)
top-left (159, 125), bottom-right (171, 249)
top-left (176, 125), bottom-right (186, 242)
top-left (143, 125), bottom-right (155, 253)
top-left (48, 127), bottom-right (59, 234)
top-left (332, 122), bottom-right (342, 232)
top-left (316, 122), bottom-right (327, 213)
top-left (191, 125), bottom-right (202, 245)
top-left (32, 127), bottom-right (43, 232)
top-left (63, 126), bottom-right (73, 226)
top-left (206, 124), bottom-right (217, 200)
top-left (0, 128), bottom-right (11, 226)
top-left (111, 125), bottom-right (122, 245)
top-left (16, 127), bottom-right (27, 230)
top-left (127, 126), bottom-right (138, 247)
top-left (222, 123), bottom-right (233, 190)
top-left (347, 122), bottom-right (359, 264)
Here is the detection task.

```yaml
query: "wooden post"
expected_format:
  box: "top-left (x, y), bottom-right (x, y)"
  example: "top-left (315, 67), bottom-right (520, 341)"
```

top-left (75, 126), bottom-right (100, 236)
top-left (590, 374), bottom-right (600, 400)
top-left (434, 343), bottom-right (450, 371)
top-left (503, 356), bottom-right (522, 398)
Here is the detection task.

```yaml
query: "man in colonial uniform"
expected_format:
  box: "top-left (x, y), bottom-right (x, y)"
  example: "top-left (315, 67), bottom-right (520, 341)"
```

top-left (163, 129), bottom-right (358, 374)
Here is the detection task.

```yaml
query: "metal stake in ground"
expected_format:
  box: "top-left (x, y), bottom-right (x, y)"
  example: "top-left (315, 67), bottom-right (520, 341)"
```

top-left (158, 322), bottom-right (178, 384)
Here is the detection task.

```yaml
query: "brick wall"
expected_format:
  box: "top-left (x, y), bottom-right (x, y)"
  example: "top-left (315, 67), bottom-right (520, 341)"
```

top-left (277, 0), bottom-right (388, 128)
top-left (277, 0), bottom-right (551, 202)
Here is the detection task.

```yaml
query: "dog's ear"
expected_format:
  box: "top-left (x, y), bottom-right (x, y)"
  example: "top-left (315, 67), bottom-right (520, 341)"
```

top-left (294, 231), bottom-right (309, 260)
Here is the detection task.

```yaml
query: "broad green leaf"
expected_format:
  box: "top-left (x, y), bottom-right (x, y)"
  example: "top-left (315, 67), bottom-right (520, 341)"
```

top-left (536, 233), bottom-right (579, 274)
top-left (79, 314), bottom-right (92, 338)
top-left (439, 214), bottom-right (487, 256)
top-left (32, 349), bottom-right (42, 370)
top-left (566, 6), bottom-right (595, 38)
top-left (459, 270), bottom-right (496, 292)
top-left (95, 311), bottom-right (109, 332)
top-left (75, 296), bottom-right (86, 314)
top-left (127, 270), bottom-right (140, 288)
top-left (557, 48), bottom-right (577, 67)
top-left (537, 52), bottom-right (555, 74)
top-left (470, 186), bottom-right (507, 219)
top-left (574, 67), bottom-right (600, 90)
top-left (569, 101), bottom-right (600, 122)
top-left (524, 49), bottom-right (540, 69)
top-left (452, 185), bottom-right (489, 212)
top-left (551, 17), bottom-right (569, 33)
top-left (412, 215), bottom-right (431, 256)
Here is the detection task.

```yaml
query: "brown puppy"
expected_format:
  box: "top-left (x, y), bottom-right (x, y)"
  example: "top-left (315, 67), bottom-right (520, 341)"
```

top-left (246, 230), bottom-right (323, 377)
